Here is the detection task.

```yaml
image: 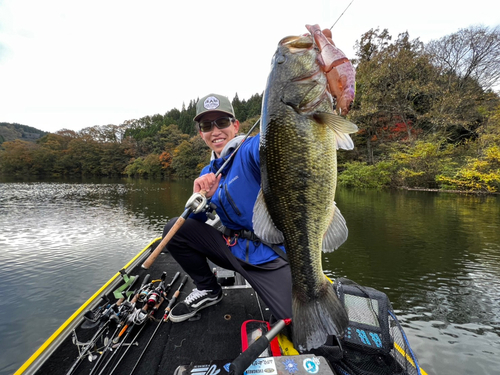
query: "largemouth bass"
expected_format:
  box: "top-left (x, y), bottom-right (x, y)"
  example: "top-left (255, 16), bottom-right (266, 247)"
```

top-left (253, 31), bottom-right (358, 352)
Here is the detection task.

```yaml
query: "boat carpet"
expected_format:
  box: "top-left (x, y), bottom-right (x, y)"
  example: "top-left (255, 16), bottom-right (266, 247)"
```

top-left (34, 248), bottom-right (271, 375)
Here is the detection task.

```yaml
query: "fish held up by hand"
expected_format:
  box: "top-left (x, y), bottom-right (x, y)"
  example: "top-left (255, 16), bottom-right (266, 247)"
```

top-left (253, 27), bottom-right (358, 352)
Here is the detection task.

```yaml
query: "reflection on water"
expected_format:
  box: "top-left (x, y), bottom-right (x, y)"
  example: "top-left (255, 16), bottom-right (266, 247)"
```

top-left (0, 179), bottom-right (192, 375)
top-left (325, 189), bottom-right (500, 374)
top-left (1, 181), bottom-right (499, 375)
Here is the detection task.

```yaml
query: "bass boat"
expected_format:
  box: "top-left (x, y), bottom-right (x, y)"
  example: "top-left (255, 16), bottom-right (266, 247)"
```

top-left (15, 237), bottom-right (427, 375)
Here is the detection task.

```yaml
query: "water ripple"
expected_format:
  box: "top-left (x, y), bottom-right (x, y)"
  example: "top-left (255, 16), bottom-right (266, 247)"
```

top-left (0, 181), bottom-right (168, 375)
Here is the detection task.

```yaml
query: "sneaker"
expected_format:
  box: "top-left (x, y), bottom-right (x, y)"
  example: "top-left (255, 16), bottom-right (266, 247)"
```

top-left (169, 288), bottom-right (223, 322)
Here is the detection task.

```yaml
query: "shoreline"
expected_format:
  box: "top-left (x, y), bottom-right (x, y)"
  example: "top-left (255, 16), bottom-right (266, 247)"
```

top-left (400, 186), bottom-right (500, 195)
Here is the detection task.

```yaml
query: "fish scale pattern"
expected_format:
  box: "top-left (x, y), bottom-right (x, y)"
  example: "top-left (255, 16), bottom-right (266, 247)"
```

top-left (260, 33), bottom-right (348, 352)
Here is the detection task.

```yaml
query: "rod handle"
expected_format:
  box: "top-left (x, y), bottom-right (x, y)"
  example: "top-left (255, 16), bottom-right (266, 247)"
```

top-left (141, 217), bottom-right (186, 269)
top-left (229, 336), bottom-right (270, 375)
top-left (141, 187), bottom-right (208, 270)
top-left (229, 320), bottom-right (287, 375)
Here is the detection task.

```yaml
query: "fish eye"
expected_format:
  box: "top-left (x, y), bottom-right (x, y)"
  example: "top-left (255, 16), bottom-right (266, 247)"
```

top-left (277, 54), bottom-right (286, 64)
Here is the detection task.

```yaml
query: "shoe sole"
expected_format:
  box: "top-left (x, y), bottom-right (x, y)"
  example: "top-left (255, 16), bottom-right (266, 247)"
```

top-left (169, 295), bottom-right (223, 323)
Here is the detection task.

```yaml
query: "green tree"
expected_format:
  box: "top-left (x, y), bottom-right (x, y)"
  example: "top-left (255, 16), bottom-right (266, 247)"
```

top-left (172, 136), bottom-right (210, 178)
top-left (177, 100), bottom-right (198, 135)
top-left (100, 142), bottom-right (131, 176)
top-left (232, 93), bottom-right (245, 120)
top-left (124, 157), bottom-right (146, 177)
top-left (0, 139), bottom-right (37, 175)
top-left (64, 136), bottom-right (102, 175)
top-left (146, 124), bottom-right (189, 154)
top-left (436, 104), bottom-right (500, 192)
top-left (123, 154), bottom-right (162, 177)
top-left (351, 29), bottom-right (439, 162)
top-left (244, 93), bottom-right (263, 120)
top-left (390, 140), bottom-right (455, 189)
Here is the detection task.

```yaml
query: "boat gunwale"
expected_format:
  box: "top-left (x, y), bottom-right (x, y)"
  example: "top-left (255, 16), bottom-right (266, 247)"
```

top-left (14, 237), bottom-right (161, 375)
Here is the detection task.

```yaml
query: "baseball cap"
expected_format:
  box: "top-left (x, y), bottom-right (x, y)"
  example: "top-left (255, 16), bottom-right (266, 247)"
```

top-left (193, 93), bottom-right (235, 122)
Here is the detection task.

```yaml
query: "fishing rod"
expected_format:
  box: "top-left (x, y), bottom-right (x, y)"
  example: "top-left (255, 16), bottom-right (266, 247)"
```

top-left (129, 275), bottom-right (189, 375)
top-left (88, 274), bottom-right (151, 375)
top-left (113, 274), bottom-right (153, 343)
top-left (96, 272), bottom-right (169, 375)
top-left (97, 275), bottom-right (161, 375)
top-left (106, 301), bottom-right (162, 375)
top-left (65, 313), bottom-right (115, 375)
top-left (106, 272), bottom-right (180, 375)
top-left (330, 0), bottom-right (354, 30)
top-left (142, 118), bottom-right (261, 269)
top-left (65, 293), bottom-right (132, 375)
top-left (229, 319), bottom-right (291, 375)
top-left (87, 308), bottom-right (130, 375)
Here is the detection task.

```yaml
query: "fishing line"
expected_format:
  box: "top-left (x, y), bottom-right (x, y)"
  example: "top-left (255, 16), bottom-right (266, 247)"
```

top-left (330, 0), bottom-right (354, 30)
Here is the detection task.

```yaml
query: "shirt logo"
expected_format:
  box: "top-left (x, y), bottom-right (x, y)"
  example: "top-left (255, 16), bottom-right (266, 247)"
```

top-left (204, 96), bottom-right (220, 110)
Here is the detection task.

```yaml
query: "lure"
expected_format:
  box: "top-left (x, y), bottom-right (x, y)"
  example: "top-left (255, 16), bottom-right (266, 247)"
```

top-left (306, 24), bottom-right (356, 115)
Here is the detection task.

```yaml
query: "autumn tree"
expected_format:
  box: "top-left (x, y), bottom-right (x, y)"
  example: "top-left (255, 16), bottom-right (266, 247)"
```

top-left (171, 136), bottom-right (210, 178)
top-left (423, 25), bottom-right (500, 142)
top-left (0, 140), bottom-right (37, 175)
top-left (351, 29), bottom-right (440, 163)
top-left (99, 141), bottom-right (132, 176)
top-left (426, 25), bottom-right (500, 91)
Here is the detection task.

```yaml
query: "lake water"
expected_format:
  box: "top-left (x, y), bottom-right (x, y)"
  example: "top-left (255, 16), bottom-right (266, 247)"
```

top-left (1, 179), bottom-right (499, 375)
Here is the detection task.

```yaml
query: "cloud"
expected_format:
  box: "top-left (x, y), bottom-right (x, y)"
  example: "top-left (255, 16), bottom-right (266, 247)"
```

top-left (1, 0), bottom-right (499, 132)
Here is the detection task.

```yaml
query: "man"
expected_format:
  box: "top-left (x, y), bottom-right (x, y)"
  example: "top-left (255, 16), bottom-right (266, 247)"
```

top-left (165, 93), bottom-right (292, 323)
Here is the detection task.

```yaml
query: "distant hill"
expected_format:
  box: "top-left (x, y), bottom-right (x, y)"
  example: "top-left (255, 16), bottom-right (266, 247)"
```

top-left (0, 122), bottom-right (49, 145)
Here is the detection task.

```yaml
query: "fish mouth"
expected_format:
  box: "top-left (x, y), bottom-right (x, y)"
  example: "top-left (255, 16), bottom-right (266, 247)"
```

top-left (276, 34), bottom-right (319, 80)
top-left (279, 35), bottom-right (314, 51)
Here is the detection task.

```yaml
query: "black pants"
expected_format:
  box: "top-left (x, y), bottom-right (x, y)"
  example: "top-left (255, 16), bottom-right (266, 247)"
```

top-left (163, 217), bottom-right (292, 319)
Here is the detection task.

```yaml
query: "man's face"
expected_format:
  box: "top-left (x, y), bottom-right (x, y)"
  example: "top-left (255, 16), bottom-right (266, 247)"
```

top-left (198, 111), bottom-right (240, 157)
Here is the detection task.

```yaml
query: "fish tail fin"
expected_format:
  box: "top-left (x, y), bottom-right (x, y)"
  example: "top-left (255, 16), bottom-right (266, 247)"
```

top-left (292, 281), bottom-right (349, 352)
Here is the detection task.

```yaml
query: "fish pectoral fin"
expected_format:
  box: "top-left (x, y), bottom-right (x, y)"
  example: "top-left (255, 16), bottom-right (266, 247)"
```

top-left (313, 112), bottom-right (358, 133)
top-left (312, 112), bottom-right (358, 150)
top-left (322, 203), bottom-right (348, 253)
top-left (252, 189), bottom-right (284, 244)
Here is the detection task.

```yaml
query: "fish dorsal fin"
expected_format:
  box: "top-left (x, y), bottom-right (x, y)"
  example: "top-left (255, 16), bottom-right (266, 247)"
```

top-left (322, 203), bottom-right (348, 252)
top-left (312, 112), bottom-right (358, 150)
top-left (253, 189), bottom-right (284, 244)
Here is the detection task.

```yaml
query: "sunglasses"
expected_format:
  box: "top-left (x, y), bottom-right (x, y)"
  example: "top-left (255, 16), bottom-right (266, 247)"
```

top-left (198, 116), bottom-right (234, 133)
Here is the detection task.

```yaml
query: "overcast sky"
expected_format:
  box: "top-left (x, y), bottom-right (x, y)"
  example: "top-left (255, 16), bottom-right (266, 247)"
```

top-left (1, 0), bottom-right (499, 133)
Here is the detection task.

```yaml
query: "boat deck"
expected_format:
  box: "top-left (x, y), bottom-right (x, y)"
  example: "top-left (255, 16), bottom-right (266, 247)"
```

top-left (33, 242), bottom-right (271, 375)
top-left (23, 239), bottom-right (425, 375)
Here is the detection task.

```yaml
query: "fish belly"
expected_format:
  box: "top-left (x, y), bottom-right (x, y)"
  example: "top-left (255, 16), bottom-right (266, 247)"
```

top-left (261, 109), bottom-right (347, 351)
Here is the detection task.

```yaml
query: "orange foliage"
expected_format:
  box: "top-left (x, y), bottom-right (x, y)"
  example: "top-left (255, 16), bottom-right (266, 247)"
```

top-left (159, 151), bottom-right (172, 169)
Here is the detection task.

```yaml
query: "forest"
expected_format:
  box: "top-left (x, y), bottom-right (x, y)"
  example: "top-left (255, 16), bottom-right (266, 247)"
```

top-left (1, 26), bottom-right (499, 193)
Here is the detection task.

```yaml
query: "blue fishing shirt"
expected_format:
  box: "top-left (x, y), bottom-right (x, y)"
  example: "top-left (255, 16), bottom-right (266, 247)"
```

top-left (191, 134), bottom-right (285, 265)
